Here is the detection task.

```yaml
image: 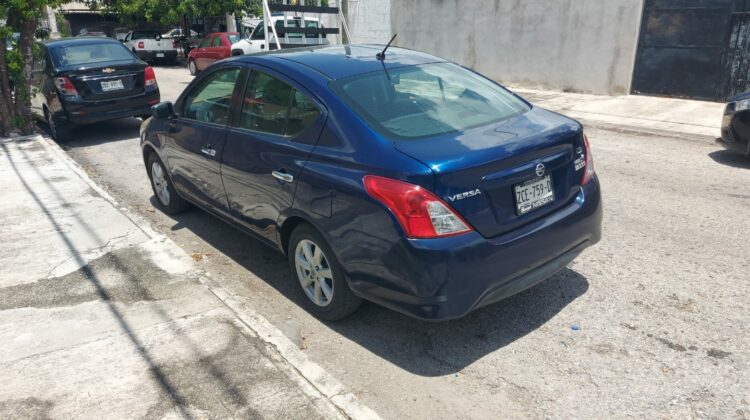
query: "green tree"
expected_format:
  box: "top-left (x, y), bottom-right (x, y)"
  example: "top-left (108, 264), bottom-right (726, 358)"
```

top-left (88, 0), bottom-right (261, 26)
top-left (0, 0), bottom-right (61, 136)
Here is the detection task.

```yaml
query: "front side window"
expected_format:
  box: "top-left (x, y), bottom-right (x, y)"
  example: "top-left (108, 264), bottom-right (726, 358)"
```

top-left (239, 70), bottom-right (320, 136)
top-left (200, 37), bottom-right (212, 48)
top-left (211, 37), bottom-right (222, 47)
top-left (183, 68), bottom-right (240, 125)
top-left (330, 62), bottom-right (530, 139)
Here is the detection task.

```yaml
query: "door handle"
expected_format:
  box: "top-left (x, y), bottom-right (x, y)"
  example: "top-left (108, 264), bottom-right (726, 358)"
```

top-left (200, 145), bottom-right (217, 157)
top-left (272, 170), bottom-right (294, 183)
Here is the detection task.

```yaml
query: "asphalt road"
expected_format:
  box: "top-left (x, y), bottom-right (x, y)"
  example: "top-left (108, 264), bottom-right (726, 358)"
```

top-left (58, 66), bottom-right (750, 419)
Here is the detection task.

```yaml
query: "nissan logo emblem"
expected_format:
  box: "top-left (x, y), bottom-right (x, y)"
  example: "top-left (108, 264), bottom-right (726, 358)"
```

top-left (535, 163), bottom-right (545, 177)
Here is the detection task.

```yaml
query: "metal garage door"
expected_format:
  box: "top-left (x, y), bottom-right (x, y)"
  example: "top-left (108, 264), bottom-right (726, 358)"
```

top-left (720, 1), bottom-right (750, 99)
top-left (632, 0), bottom-right (733, 101)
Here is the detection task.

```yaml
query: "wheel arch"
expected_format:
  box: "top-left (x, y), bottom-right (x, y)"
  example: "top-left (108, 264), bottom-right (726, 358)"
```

top-left (279, 215), bottom-right (310, 256)
top-left (142, 143), bottom-right (159, 167)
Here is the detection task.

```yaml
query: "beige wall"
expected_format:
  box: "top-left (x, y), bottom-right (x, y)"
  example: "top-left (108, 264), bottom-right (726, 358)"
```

top-left (388, 0), bottom-right (645, 95)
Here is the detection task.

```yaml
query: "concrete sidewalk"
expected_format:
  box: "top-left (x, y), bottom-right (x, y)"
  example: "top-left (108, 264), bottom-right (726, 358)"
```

top-left (0, 135), bottom-right (378, 419)
top-left (511, 87), bottom-right (725, 141)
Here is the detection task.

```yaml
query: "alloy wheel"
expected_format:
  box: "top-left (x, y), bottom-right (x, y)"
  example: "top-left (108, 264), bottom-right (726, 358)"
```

top-left (294, 239), bottom-right (334, 307)
top-left (151, 161), bottom-right (170, 206)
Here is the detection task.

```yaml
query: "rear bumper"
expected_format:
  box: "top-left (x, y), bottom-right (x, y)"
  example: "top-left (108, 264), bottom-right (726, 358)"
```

top-left (719, 113), bottom-right (750, 156)
top-left (59, 89), bottom-right (160, 125)
top-left (347, 176), bottom-right (603, 320)
top-left (134, 50), bottom-right (177, 61)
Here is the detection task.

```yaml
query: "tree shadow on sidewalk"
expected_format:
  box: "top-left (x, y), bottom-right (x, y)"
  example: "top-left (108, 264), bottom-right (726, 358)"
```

top-left (4, 140), bottom-right (261, 418)
top-left (161, 197), bottom-right (589, 377)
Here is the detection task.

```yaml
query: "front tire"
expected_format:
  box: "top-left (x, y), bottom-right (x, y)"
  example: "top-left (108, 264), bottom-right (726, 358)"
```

top-left (147, 153), bottom-right (192, 214)
top-left (188, 59), bottom-right (197, 75)
top-left (288, 224), bottom-right (362, 321)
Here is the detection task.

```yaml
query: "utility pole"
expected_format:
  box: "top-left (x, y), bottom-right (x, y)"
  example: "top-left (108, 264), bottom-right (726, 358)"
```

top-left (46, 6), bottom-right (60, 39)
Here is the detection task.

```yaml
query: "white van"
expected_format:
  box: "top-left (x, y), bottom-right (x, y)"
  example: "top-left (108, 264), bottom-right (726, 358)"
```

top-left (230, 15), bottom-right (329, 55)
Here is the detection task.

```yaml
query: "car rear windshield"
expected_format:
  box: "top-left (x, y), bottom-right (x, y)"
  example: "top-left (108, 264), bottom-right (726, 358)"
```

top-left (50, 43), bottom-right (135, 67)
top-left (330, 63), bottom-right (530, 139)
top-left (228, 34), bottom-right (240, 43)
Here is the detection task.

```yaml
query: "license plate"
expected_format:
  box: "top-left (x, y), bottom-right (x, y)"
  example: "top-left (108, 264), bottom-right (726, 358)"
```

top-left (156, 52), bottom-right (165, 57)
top-left (514, 175), bottom-right (554, 215)
top-left (100, 79), bottom-right (124, 91)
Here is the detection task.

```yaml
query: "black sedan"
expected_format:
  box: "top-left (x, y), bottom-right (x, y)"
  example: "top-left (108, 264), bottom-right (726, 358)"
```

top-left (31, 37), bottom-right (160, 142)
top-left (719, 92), bottom-right (750, 157)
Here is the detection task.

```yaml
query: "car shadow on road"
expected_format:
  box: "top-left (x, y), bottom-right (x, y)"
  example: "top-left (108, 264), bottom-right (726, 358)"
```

top-left (37, 118), bottom-right (143, 149)
top-left (328, 268), bottom-right (588, 376)
top-left (709, 148), bottom-right (750, 169)
top-left (159, 197), bottom-right (590, 377)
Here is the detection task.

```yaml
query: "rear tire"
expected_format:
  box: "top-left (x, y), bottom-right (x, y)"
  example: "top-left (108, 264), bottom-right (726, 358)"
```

top-left (288, 224), bottom-right (362, 321)
top-left (146, 152), bottom-right (192, 214)
top-left (45, 108), bottom-right (72, 143)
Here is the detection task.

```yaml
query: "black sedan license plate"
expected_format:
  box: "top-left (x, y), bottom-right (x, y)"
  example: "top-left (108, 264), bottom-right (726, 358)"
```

top-left (100, 79), bottom-right (124, 91)
top-left (514, 175), bottom-right (554, 215)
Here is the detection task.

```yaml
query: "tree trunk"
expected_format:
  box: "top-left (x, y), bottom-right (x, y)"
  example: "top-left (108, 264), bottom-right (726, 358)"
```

top-left (16, 18), bottom-right (37, 135)
top-left (0, 47), bottom-right (17, 136)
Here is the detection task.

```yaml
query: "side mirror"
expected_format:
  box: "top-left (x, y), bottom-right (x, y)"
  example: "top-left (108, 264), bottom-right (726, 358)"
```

top-left (152, 102), bottom-right (174, 120)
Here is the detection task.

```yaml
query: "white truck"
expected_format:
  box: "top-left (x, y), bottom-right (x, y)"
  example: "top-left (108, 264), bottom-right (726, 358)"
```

top-left (230, 15), bottom-right (328, 56)
top-left (123, 30), bottom-right (178, 64)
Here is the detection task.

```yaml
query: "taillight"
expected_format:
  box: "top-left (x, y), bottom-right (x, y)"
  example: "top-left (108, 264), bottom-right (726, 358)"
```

top-left (144, 66), bottom-right (157, 91)
top-left (363, 175), bottom-right (473, 239)
top-left (172, 40), bottom-right (178, 49)
top-left (582, 133), bottom-right (595, 185)
top-left (137, 41), bottom-right (144, 49)
top-left (53, 76), bottom-right (78, 96)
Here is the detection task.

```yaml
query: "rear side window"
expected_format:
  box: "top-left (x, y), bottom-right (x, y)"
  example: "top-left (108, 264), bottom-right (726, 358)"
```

top-left (212, 37), bottom-right (222, 47)
top-left (49, 43), bottom-right (135, 67)
top-left (132, 31), bottom-right (160, 39)
top-left (330, 62), bottom-right (530, 139)
top-left (239, 70), bottom-right (320, 136)
top-left (288, 91), bottom-right (320, 136)
top-left (183, 68), bottom-right (240, 125)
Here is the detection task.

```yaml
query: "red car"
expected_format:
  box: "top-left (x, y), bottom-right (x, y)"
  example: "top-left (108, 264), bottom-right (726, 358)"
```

top-left (187, 32), bottom-right (240, 75)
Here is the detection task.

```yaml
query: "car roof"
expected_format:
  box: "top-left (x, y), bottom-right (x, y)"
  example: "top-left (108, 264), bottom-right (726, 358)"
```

top-left (208, 32), bottom-right (240, 36)
top-left (42, 37), bottom-right (121, 47)
top-left (236, 44), bottom-right (446, 80)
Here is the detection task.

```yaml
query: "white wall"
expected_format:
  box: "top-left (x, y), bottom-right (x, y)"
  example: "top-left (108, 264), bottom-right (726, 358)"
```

top-left (345, 0), bottom-right (392, 45)
top-left (388, 0), bottom-right (645, 95)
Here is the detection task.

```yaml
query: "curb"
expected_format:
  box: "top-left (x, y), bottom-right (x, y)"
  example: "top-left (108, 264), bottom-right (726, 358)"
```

top-left (28, 133), bottom-right (382, 420)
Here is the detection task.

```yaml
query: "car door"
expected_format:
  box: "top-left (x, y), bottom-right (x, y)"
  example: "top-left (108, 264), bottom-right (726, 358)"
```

top-left (221, 67), bottom-right (326, 243)
top-left (194, 37), bottom-right (212, 70)
top-left (163, 66), bottom-right (243, 210)
top-left (217, 34), bottom-right (232, 61)
top-left (207, 36), bottom-right (223, 66)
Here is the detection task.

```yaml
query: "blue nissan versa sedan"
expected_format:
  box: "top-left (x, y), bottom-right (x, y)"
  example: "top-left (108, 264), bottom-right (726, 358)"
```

top-left (140, 45), bottom-right (602, 321)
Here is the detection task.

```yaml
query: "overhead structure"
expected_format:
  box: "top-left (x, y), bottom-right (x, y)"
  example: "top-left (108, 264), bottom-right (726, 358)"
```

top-left (261, 0), bottom-right (350, 50)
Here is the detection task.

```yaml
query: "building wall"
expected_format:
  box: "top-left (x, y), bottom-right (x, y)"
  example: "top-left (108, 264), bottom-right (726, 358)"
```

top-left (344, 0), bottom-right (392, 44)
top-left (388, 0), bottom-right (645, 95)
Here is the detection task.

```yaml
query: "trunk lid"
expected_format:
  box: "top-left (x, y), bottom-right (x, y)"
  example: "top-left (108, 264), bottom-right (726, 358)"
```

top-left (394, 107), bottom-right (586, 238)
top-left (62, 61), bottom-right (147, 100)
